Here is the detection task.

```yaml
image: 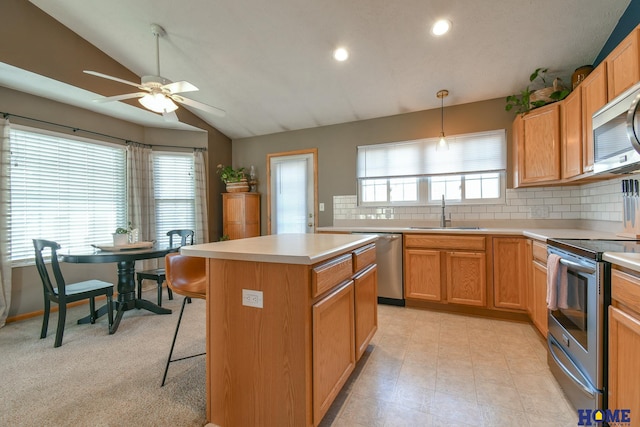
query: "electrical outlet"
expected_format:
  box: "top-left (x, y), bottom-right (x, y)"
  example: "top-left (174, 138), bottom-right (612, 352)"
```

top-left (529, 205), bottom-right (550, 219)
top-left (242, 289), bottom-right (263, 308)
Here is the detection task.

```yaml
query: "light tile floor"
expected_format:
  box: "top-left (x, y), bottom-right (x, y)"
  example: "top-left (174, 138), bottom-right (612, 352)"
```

top-left (321, 304), bottom-right (579, 427)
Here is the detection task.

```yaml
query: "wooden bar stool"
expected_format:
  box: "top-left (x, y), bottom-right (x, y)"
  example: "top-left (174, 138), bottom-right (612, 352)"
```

top-left (161, 252), bottom-right (207, 386)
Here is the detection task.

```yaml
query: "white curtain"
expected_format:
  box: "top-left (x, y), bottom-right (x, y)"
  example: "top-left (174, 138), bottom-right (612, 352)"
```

top-left (0, 118), bottom-right (12, 328)
top-left (193, 149), bottom-right (209, 244)
top-left (127, 143), bottom-right (156, 269)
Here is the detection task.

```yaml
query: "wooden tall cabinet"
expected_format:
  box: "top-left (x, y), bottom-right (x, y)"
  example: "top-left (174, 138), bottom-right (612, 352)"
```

top-left (609, 268), bottom-right (640, 423)
top-left (222, 192), bottom-right (260, 240)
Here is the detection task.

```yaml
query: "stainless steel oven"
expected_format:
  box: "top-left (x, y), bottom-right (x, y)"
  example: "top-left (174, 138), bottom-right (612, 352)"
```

top-left (546, 243), bottom-right (607, 411)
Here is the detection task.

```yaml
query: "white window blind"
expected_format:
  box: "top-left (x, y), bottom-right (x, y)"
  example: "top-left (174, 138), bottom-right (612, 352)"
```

top-left (153, 152), bottom-right (195, 247)
top-left (10, 127), bottom-right (126, 263)
top-left (357, 129), bottom-right (506, 178)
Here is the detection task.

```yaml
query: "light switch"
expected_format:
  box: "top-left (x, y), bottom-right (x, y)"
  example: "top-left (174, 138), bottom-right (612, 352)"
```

top-left (319, 202), bottom-right (325, 212)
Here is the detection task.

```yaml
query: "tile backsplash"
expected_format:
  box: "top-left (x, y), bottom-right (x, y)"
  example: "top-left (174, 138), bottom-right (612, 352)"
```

top-left (334, 177), bottom-right (624, 224)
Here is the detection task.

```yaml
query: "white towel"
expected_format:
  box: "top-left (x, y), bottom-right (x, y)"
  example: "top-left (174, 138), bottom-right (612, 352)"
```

top-left (546, 254), bottom-right (567, 310)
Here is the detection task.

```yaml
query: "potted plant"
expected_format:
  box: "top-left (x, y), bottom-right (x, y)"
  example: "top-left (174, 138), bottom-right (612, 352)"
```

top-left (216, 164), bottom-right (249, 192)
top-left (505, 67), bottom-right (570, 115)
top-left (112, 222), bottom-right (133, 246)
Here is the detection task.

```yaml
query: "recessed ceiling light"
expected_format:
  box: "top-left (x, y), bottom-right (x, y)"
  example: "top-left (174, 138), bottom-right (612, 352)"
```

top-left (333, 47), bottom-right (349, 62)
top-left (431, 19), bottom-right (452, 36)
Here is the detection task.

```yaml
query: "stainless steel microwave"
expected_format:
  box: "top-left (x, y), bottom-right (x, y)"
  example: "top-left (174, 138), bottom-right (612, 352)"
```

top-left (593, 81), bottom-right (640, 174)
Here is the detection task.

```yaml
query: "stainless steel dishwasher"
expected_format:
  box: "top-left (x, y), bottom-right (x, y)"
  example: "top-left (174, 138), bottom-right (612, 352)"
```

top-left (353, 232), bottom-right (404, 306)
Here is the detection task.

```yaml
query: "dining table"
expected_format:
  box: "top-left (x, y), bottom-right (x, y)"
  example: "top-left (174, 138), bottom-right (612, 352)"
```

top-left (60, 243), bottom-right (179, 334)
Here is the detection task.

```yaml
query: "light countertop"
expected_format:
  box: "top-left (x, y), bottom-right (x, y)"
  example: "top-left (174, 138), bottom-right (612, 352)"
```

top-left (603, 252), bottom-right (640, 272)
top-left (317, 226), bottom-right (620, 242)
top-left (180, 233), bottom-right (377, 265)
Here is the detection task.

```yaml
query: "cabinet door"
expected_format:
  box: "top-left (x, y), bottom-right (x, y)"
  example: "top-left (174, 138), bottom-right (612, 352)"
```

top-left (608, 305), bottom-right (640, 419)
top-left (404, 248), bottom-right (442, 301)
top-left (446, 251), bottom-right (486, 306)
top-left (313, 281), bottom-right (355, 425)
top-left (531, 260), bottom-right (548, 337)
top-left (562, 89), bottom-right (583, 179)
top-left (354, 265), bottom-right (378, 360)
top-left (512, 113), bottom-right (524, 187)
top-left (581, 64), bottom-right (607, 173)
top-left (493, 237), bottom-right (527, 310)
top-left (525, 240), bottom-right (534, 316)
top-left (519, 103), bottom-right (561, 184)
top-left (607, 28), bottom-right (640, 100)
top-left (223, 193), bottom-right (261, 240)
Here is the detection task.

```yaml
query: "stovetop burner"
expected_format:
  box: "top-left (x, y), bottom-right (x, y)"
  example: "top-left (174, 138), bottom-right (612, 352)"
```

top-left (548, 238), bottom-right (640, 260)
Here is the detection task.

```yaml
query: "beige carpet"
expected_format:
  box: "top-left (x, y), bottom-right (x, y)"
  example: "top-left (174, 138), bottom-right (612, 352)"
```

top-left (0, 291), bottom-right (207, 427)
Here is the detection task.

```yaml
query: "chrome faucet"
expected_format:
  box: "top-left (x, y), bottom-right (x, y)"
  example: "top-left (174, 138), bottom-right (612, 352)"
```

top-left (440, 195), bottom-right (451, 228)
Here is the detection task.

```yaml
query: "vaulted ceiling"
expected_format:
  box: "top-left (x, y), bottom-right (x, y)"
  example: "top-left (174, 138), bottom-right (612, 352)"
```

top-left (6, 0), bottom-right (633, 139)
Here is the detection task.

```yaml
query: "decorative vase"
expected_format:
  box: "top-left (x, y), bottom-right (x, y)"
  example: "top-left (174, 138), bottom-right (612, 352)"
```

top-left (225, 180), bottom-right (250, 193)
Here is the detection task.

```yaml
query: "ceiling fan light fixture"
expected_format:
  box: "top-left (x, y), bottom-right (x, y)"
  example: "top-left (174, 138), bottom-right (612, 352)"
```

top-left (139, 93), bottom-right (178, 113)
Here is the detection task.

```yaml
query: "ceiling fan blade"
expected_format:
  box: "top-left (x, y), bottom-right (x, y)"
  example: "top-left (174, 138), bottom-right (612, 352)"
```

top-left (93, 92), bottom-right (148, 103)
top-left (163, 110), bottom-right (179, 122)
top-left (84, 70), bottom-right (143, 89)
top-left (171, 94), bottom-right (226, 117)
top-left (162, 81), bottom-right (198, 94)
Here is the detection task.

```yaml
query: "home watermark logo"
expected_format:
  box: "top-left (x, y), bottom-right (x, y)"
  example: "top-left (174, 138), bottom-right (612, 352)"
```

top-left (577, 409), bottom-right (631, 426)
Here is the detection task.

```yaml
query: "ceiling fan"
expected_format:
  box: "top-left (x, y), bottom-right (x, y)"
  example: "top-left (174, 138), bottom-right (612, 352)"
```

top-left (84, 23), bottom-right (225, 120)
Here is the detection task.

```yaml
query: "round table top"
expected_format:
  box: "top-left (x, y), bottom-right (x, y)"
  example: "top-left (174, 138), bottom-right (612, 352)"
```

top-left (60, 245), bottom-right (178, 264)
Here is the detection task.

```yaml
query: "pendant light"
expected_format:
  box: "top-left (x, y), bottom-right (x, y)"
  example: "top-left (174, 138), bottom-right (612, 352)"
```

top-left (436, 89), bottom-right (449, 151)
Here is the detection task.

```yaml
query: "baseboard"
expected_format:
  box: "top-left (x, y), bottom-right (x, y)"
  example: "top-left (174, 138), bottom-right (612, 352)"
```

top-left (6, 295), bottom-right (109, 324)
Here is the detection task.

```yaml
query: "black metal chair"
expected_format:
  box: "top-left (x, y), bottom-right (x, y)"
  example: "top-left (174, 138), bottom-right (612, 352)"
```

top-left (33, 239), bottom-right (114, 348)
top-left (161, 252), bottom-right (207, 386)
top-left (136, 229), bottom-right (194, 306)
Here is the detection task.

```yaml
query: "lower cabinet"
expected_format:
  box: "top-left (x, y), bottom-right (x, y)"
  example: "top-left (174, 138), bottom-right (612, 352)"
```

top-left (530, 240), bottom-right (548, 337)
top-left (404, 234), bottom-right (486, 307)
top-left (354, 265), bottom-right (378, 360)
top-left (493, 237), bottom-right (527, 310)
top-left (609, 269), bottom-right (640, 419)
top-left (313, 281), bottom-right (355, 425)
top-left (446, 251), bottom-right (486, 306)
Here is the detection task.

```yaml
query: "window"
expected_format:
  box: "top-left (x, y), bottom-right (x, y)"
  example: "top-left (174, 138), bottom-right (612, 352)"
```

top-left (9, 126), bottom-right (126, 264)
top-left (153, 152), bottom-right (196, 247)
top-left (357, 130), bottom-right (506, 206)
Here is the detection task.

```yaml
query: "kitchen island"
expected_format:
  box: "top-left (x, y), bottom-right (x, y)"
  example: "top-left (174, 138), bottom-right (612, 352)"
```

top-left (181, 233), bottom-right (378, 427)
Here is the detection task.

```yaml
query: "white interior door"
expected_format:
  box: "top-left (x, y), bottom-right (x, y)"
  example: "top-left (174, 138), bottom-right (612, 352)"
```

top-left (268, 151), bottom-right (316, 234)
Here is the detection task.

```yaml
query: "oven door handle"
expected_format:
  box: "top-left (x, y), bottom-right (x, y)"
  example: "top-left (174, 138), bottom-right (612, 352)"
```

top-left (559, 258), bottom-right (596, 275)
top-left (548, 337), bottom-right (597, 398)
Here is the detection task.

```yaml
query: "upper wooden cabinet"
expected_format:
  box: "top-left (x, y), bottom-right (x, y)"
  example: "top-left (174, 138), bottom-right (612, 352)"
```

top-left (516, 102), bottom-right (561, 185)
top-left (222, 192), bottom-right (261, 240)
top-left (607, 27), bottom-right (640, 100)
top-left (581, 63), bottom-right (608, 173)
top-left (561, 88), bottom-right (583, 179)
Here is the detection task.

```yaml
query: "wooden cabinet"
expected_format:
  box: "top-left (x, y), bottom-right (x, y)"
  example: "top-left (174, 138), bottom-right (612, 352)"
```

top-left (529, 240), bottom-right (548, 337)
top-left (313, 281), bottom-right (355, 424)
top-left (222, 192), bottom-right (260, 240)
top-left (446, 251), bottom-right (486, 306)
top-left (404, 234), bottom-right (486, 307)
top-left (607, 27), bottom-right (640, 100)
top-left (354, 265), bottom-right (377, 360)
top-left (581, 63), bottom-right (608, 173)
top-left (493, 237), bottom-right (527, 310)
top-left (404, 248), bottom-right (442, 301)
top-left (516, 102), bottom-right (561, 185)
top-left (561, 88), bottom-right (583, 179)
top-left (609, 268), bottom-right (640, 422)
